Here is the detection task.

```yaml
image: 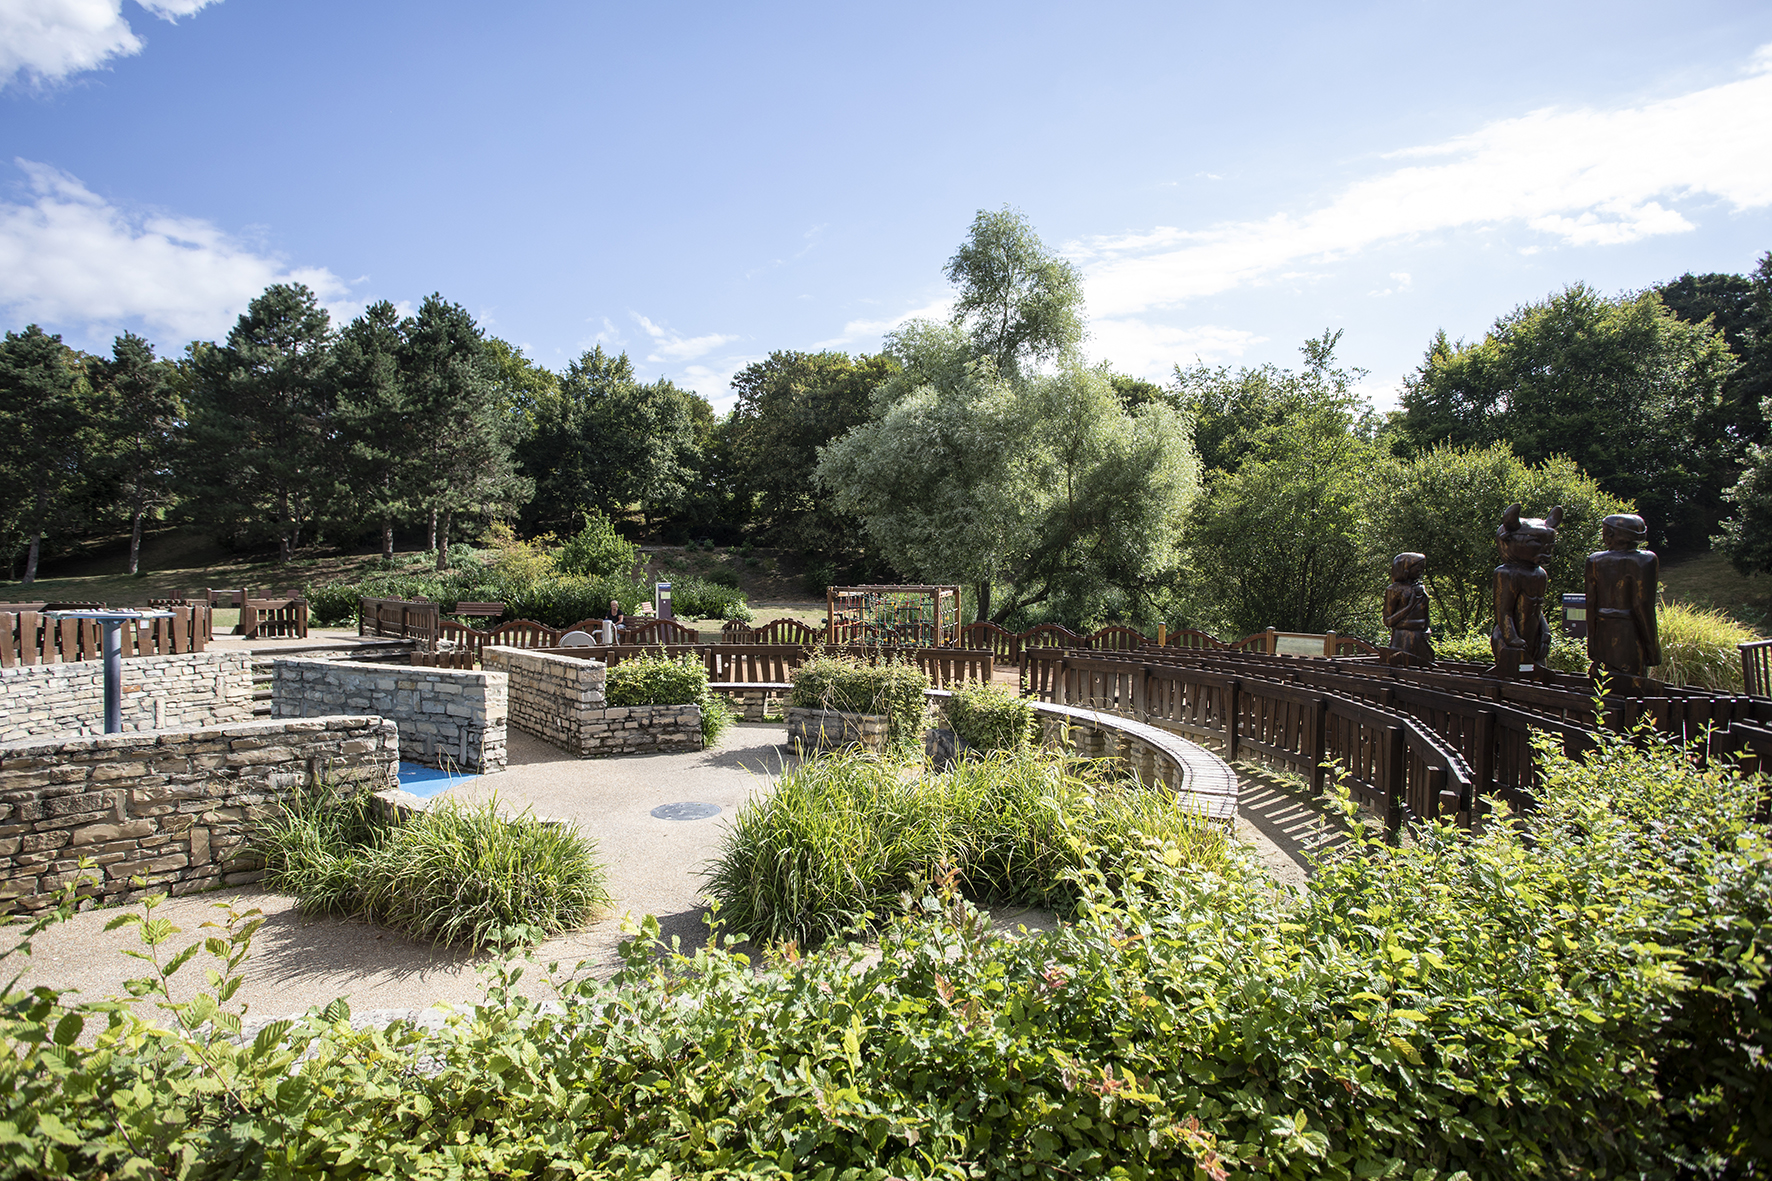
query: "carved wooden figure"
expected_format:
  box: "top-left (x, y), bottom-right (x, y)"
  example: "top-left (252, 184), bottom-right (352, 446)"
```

top-left (1585, 512), bottom-right (1661, 678)
top-left (1382, 552), bottom-right (1434, 665)
top-left (1490, 503), bottom-right (1563, 675)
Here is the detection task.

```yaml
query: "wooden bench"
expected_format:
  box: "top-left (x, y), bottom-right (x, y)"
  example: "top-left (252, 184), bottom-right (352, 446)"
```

top-left (452, 601), bottom-right (506, 621)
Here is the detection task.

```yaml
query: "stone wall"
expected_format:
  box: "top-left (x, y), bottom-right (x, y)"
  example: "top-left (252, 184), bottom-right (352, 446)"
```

top-left (271, 658), bottom-right (507, 773)
top-left (786, 706), bottom-right (889, 754)
top-left (0, 651), bottom-right (253, 743)
top-left (0, 715), bottom-right (398, 912)
top-left (711, 684), bottom-right (788, 722)
top-left (483, 646), bottom-right (703, 755)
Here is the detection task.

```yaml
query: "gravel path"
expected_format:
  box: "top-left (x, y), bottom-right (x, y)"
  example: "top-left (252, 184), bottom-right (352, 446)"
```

top-left (4, 727), bottom-right (1325, 1026)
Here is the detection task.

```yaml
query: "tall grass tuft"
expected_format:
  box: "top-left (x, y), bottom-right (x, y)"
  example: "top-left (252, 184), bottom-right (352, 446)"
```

top-left (361, 802), bottom-right (611, 948)
top-left (1657, 600), bottom-right (1756, 691)
top-left (255, 787), bottom-right (610, 949)
top-left (705, 745), bottom-right (1232, 946)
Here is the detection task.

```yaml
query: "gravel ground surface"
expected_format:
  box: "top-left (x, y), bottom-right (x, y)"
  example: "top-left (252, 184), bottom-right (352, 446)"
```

top-left (4, 724), bottom-right (1324, 1030)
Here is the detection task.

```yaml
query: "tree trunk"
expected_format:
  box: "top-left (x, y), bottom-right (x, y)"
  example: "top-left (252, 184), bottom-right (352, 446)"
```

top-left (428, 507), bottom-right (438, 552)
top-left (22, 531), bottom-right (40, 585)
top-left (436, 510), bottom-right (452, 572)
top-left (976, 580), bottom-right (992, 625)
top-left (279, 487), bottom-right (292, 565)
top-left (128, 502), bottom-right (144, 577)
top-left (381, 517), bottom-right (394, 562)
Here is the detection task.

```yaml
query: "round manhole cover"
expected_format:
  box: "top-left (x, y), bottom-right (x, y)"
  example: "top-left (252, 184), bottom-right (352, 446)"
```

top-left (651, 801), bottom-right (721, 821)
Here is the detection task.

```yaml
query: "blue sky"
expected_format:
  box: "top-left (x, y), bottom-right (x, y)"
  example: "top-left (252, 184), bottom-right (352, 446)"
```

top-left (3, 1), bottom-right (1771, 411)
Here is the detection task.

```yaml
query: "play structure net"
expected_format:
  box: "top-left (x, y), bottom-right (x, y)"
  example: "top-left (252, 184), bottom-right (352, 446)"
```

top-left (826, 585), bottom-right (962, 646)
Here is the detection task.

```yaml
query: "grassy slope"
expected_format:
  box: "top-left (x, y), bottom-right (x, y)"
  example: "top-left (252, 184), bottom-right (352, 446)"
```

top-left (1659, 549), bottom-right (1771, 632)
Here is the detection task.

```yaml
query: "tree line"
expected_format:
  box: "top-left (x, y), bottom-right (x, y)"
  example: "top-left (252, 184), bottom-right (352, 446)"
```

top-left (1, 211), bottom-right (1768, 639)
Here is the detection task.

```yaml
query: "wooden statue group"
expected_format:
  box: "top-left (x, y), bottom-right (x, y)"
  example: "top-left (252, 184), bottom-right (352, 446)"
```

top-left (1381, 505), bottom-right (1661, 682)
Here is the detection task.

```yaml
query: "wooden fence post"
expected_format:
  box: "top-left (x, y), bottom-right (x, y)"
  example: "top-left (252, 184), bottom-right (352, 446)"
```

top-left (1309, 696), bottom-right (1329, 795)
top-left (1225, 679), bottom-right (1241, 763)
top-left (1383, 725), bottom-right (1405, 845)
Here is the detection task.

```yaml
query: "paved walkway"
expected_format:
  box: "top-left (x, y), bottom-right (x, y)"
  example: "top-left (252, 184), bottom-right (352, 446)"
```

top-left (4, 728), bottom-right (1340, 1025)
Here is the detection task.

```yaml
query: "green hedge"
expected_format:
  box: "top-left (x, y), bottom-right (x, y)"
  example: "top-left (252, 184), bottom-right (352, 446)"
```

top-left (1430, 628), bottom-right (1587, 672)
top-left (604, 651), bottom-right (735, 746)
top-left (943, 679), bottom-right (1036, 752)
top-left (788, 653), bottom-right (930, 753)
top-left (5, 722), bottom-right (1767, 1177)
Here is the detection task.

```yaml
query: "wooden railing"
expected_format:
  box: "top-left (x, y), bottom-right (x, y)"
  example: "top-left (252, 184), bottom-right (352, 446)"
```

top-left (512, 642), bottom-right (993, 690)
top-left (1743, 639), bottom-right (1772, 698)
top-left (0, 605), bottom-right (210, 667)
top-left (724, 617), bottom-right (824, 645)
top-left (241, 597), bottom-right (307, 640)
top-left (359, 597), bottom-right (439, 652)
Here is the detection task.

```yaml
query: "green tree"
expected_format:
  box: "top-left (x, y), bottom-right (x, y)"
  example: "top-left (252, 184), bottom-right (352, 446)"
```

top-left (331, 302), bottom-right (412, 562)
top-left (1369, 443), bottom-right (1629, 635)
top-left (729, 350), bottom-right (896, 553)
top-left (184, 284), bottom-right (337, 563)
top-left (399, 295), bottom-right (528, 570)
top-left (945, 206), bottom-right (1085, 377)
top-left (0, 325), bottom-right (96, 583)
top-left (514, 346), bottom-right (704, 537)
top-left (1658, 252), bottom-right (1772, 469)
top-left (90, 332), bottom-right (183, 576)
top-left (1397, 284), bottom-right (1738, 549)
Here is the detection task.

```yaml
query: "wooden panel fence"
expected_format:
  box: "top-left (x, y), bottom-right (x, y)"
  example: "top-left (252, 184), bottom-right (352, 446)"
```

top-left (359, 597), bottom-right (439, 652)
top-left (0, 605), bottom-right (210, 667)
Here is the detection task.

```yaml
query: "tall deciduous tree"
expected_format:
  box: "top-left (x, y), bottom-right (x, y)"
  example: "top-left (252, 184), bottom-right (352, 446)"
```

top-left (729, 350), bottom-right (896, 553)
top-left (0, 325), bottom-right (95, 583)
top-left (184, 283), bottom-right (337, 563)
top-left (1397, 284), bottom-right (1737, 549)
top-left (945, 206), bottom-right (1085, 378)
top-left (91, 332), bottom-right (183, 575)
top-left (1369, 443), bottom-right (1628, 635)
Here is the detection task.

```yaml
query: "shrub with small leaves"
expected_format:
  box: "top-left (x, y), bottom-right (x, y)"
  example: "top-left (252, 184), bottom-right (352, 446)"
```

top-left (944, 679), bottom-right (1036, 752)
top-left (789, 653), bottom-right (930, 754)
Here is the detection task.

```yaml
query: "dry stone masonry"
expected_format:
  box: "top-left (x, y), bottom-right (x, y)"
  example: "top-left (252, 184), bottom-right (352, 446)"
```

top-left (483, 646), bottom-right (703, 755)
top-left (785, 706), bottom-right (889, 754)
top-left (0, 650), bottom-right (253, 743)
top-left (271, 658), bottom-right (507, 773)
top-left (0, 715), bottom-right (398, 912)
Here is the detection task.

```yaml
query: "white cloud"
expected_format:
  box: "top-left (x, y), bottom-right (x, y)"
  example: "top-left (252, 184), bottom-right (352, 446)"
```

top-left (0, 159), bottom-right (348, 344)
top-left (1087, 319), bottom-right (1264, 380)
top-left (0, 0), bottom-right (222, 89)
top-left (678, 356), bottom-right (765, 410)
top-left (811, 296), bottom-right (953, 350)
top-left (1075, 44), bottom-right (1772, 315)
top-left (632, 312), bottom-right (737, 363)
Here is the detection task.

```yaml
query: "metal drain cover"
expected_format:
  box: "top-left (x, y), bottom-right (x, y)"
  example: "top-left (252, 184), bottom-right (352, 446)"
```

top-left (651, 801), bottom-right (721, 821)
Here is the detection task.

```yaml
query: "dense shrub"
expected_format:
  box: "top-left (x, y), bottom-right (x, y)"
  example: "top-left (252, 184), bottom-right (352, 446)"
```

top-left (789, 652), bottom-right (930, 753)
top-left (1431, 627), bottom-right (1586, 672)
top-left (667, 575), bottom-right (752, 621)
top-left (256, 786), bottom-right (609, 949)
top-left (943, 679), bottom-right (1036, 752)
top-left (605, 651), bottom-right (735, 746)
top-left (552, 509), bottom-right (639, 580)
top-left (705, 745), bottom-right (1233, 945)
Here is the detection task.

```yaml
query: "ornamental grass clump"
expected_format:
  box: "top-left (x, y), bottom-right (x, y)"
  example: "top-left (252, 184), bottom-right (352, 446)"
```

top-left (1656, 599), bottom-right (1755, 691)
top-left (704, 744), bottom-right (1232, 945)
top-left (256, 785), bottom-right (609, 949)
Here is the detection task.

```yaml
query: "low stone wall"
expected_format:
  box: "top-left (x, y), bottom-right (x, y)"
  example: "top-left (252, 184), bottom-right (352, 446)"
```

top-left (711, 683), bottom-right (790, 722)
top-left (786, 706), bottom-right (889, 754)
top-left (0, 650), bottom-right (253, 743)
top-left (0, 715), bottom-right (398, 912)
top-left (483, 646), bottom-right (703, 755)
top-left (271, 658), bottom-right (507, 773)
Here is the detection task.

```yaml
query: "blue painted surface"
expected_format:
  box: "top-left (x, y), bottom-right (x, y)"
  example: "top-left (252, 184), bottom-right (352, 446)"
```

top-left (397, 762), bottom-right (479, 799)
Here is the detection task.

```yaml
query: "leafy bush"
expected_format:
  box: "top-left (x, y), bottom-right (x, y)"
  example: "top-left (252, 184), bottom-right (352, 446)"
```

top-left (1658, 600), bottom-right (1755, 691)
top-left (1431, 627), bottom-right (1586, 672)
top-left (606, 651), bottom-right (707, 707)
top-left (705, 745), bottom-right (1233, 945)
top-left (302, 583), bottom-right (362, 627)
top-left (704, 565), bottom-right (742, 589)
top-left (604, 651), bottom-right (735, 746)
top-left (552, 508), bottom-right (639, 580)
top-left (4, 720), bottom-right (1770, 1178)
top-left (944, 679), bottom-right (1036, 752)
top-left (789, 653), bottom-right (930, 752)
top-left (668, 575), bottom-right (752, 621)
top-left (256, 785), bottom-right (609, 949)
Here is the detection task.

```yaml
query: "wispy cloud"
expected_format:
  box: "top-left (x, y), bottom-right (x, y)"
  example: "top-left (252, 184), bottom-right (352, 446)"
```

top-left (632, 312), bottom-right (737, 363)
top-left (812, 296), bottom-right (954, 350)
top-left (1074, 45), bottom-right (1772, 316)
top-left (1087, 320), bottom-right (1264, 380)
top-left (1, 0), bottom-right (224, 90)
top-left (0, 159), bottom-right (347, 345)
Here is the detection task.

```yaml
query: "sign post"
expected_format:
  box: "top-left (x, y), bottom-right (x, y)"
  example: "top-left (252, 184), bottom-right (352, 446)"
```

top-left (655, 581), bottom-right (673, 621)
top-left (42, 609), bottom-right (175, 733)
